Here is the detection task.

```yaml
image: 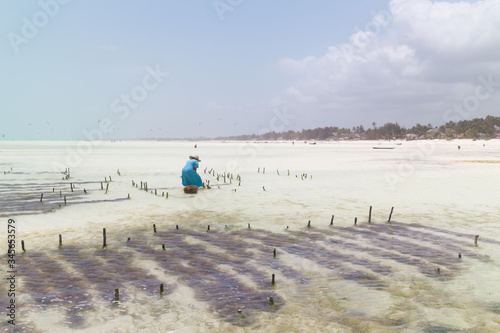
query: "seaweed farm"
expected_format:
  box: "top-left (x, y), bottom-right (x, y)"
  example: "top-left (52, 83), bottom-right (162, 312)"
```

top-left (1, 140), bottom-right (500, 332)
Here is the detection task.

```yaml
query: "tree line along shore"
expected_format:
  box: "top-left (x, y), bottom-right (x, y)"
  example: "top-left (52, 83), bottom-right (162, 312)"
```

top-left (208, 115), bottom-right (500, 141)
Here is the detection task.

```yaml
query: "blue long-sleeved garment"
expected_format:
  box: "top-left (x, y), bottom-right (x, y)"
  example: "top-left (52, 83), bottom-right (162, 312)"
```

top-left (182, 159), bottom-right (202, 187)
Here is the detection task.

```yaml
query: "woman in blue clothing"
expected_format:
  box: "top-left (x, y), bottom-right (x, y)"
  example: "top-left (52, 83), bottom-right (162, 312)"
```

top-left (182, 155), bottom-right (203, 187)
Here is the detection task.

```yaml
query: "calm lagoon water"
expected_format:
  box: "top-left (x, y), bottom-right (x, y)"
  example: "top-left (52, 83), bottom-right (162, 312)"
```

top-left (1, 140), bottom-right (499, 332)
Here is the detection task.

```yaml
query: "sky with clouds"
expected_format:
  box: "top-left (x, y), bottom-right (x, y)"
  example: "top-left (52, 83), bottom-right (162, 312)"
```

top-left (1, 0), bottom-right (499, 140)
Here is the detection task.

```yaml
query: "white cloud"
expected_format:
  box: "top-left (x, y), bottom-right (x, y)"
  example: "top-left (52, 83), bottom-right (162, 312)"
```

top-left (277, 0), bottom-right (500, 126)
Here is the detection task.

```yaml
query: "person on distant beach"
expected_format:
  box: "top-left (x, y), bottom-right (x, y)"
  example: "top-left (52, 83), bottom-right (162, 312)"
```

top-left (182, 155), bottom-right (203, 187)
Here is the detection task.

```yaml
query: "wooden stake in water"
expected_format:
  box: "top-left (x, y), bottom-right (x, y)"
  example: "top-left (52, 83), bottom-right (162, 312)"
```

top-left (458, 252), bottom-right (462, 259)
top-left (114, 288), bottom-right (119, 302)
top-left (101, 182), bottom-right (104, 190)
top-left (388, 207), bottom-right (394, 223)
top-left (307, 220), bottom-right (311, 228)
top-left (330, 215), bottom-right (334, 226)
top-left (207, 225), bottom-right (210, 231)
top-left (21, 240), bottom-right (26, 252)
top-left (176, 225), bottom-right (179, 230)
top-left (160, 283), bottom-right (164, 296)
top-left (153, 224), bottom-right (157, 234)
top-left (474, 235), bottom-right (479, 246)
top-left (368, 206), bottom-right (372, 223)
top-left (103, 228), bottom-right (107, 247)
top-left (40, 193), bottom-right (43, 202)
top-left (105, 183), bottom-right (109, 194)
top-left (162, 244), bottom-right (166, 251)
top-left (269, 297), bottom-right (274, 307)
top-left (59, 234), bottom-right (62, 248)
top-left (273, 248), bottom-right (276, 258)
top-left (354, 217), bottom-right (357, 225)
top-left (271, 273), bottom-right (275, 286)
top-left (262, 186), bottom-right (266, 191)
top-left (64, 196), bottom-right (67, 205)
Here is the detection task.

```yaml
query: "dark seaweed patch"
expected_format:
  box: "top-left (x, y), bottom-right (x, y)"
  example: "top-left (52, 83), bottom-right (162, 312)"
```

top-left (405, 222), bottom-right (500, 246)
top-left (0, 175), bottom-right (124, 217)
top-left (58, 246), bottom-right (169, 303)
top-left (16, 251), bottom-right (93, 328)
top-left (127, 234), bottom-right (281, 325)
top-left (10, 221), bottom-right (498, 330)
top-left (239, 229), bottom-right (389, 288)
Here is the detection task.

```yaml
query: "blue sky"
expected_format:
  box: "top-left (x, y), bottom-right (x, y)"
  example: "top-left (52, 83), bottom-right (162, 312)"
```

top-left (1, 0), bottom-right (499, 140)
